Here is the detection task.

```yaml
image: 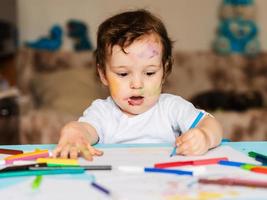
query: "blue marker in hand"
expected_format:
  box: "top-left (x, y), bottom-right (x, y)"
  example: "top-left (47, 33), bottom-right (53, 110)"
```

top-left (170, 111), bottom-right (205, 157)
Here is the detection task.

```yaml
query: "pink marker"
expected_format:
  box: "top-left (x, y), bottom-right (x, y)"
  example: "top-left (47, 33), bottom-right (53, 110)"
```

top-left (4, 150), bottom-right (50, 164)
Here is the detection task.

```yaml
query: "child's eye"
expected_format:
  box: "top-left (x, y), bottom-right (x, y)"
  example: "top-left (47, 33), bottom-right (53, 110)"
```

top-left (117, 72), bottom-right (128, 77)
top-left (146, 72), bottom-right (156, 76)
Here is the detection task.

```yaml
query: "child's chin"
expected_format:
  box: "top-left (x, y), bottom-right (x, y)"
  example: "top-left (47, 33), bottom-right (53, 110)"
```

top-left (122, 107), bottom-right (147, 116)
top-left (129, 107), bottom-right (151, 115)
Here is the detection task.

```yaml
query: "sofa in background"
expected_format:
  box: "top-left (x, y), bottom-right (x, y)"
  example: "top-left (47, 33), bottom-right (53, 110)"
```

top-left (16, 48), bottom-right (108, 144)
top-left (16, 48), bottom-right (267, 144)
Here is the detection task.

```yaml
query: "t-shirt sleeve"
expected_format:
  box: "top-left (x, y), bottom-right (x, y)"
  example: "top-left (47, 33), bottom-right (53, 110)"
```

top-left (78, 99), bottom-right (106, 143)
top-left (167, 96), bottom-right (207, 134)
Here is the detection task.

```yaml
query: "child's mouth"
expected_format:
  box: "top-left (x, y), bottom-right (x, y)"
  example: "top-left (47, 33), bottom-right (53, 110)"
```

top-left (128, 96), bottom-right (144, 106)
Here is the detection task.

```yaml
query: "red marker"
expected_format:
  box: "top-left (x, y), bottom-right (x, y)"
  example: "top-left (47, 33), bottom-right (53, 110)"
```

top-left (0, 148), bottom-right (23, 155)
top-left (154, 157), bottom-right (228, 168)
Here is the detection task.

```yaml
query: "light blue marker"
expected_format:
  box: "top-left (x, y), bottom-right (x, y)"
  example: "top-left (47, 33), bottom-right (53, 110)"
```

top-left (170, 111), bottom-right (205, 157)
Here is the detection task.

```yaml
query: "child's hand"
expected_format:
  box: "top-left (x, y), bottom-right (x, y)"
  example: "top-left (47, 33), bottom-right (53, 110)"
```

top-left (53, 121), bottom-right (103, 160)
top-left (175, 128), bottom-right (210, 156)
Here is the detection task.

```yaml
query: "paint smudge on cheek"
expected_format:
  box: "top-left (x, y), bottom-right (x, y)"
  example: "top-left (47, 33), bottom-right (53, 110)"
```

top-left (141, 84), bottom-right (162, 97)
top-left (108, 78), bottom-right (120, 97)
top-left (138, 43), bottom-right (160, 59)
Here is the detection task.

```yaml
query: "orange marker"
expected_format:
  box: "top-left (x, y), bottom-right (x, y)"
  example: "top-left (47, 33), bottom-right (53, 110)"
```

top-left (251, 166), bottom-right (267, 174)
top-left (4, 150), bottom-right (49, 164)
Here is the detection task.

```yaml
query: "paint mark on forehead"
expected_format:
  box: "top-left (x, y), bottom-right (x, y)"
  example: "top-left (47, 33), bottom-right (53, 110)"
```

top-left (137, 42), bottom-right (160, 59)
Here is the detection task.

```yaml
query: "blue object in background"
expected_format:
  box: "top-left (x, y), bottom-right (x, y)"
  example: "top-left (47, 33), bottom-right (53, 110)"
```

top-left (213, 0), bottom-right (260, 56)
top-left (25, 25), bottom-right (62, 51)
top-left (223, 0), bottom-right (254, 6)
top-left (214, 18), bottom-right (260, 55)
top-left (67, 19), bottom-right (93, 51)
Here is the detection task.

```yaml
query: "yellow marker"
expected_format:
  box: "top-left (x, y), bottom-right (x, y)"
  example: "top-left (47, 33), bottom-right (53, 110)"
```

top-left (37, 158), bottom-right (78, 166)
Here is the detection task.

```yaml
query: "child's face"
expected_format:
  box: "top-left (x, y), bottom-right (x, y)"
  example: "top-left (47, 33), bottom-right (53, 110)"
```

top-left (99, 34), bottom-right (164, 116)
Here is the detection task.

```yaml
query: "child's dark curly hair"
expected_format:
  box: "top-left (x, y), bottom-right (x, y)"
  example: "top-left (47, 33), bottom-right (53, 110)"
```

top-left (95, 9), bottom-right (173, 79)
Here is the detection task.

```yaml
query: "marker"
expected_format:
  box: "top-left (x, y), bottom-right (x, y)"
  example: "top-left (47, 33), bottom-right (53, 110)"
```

top-left (250, 166), bottom-right (267, 174)
top-left (32, 175), bottom-right (43, 190)
top-left (198, 178), bottom-right (267, 188)
top-left (248, 151), bottom-right (267, 165)
top-left (175, 166), bottom-right (207, 176)
top-left (4, 150), bottom-right (49, 164)
top-left (29, 165), bottom-right (112, 171)
top-left (0, 163), bottom-right (47, 172)
top-left (0, 168), bottom-right (85, 178)
top-left (80, 165), bottom-right (112, 170)
top-left (29, 166), bottom-right (84, 171)
top-left (0, 148), bottom-right (23, 155)
top-left (1, 163), bottom-right (111, 172)
top-left (254, 156), bottom-right (267, 165)
top-left (241, 164), bottom-right (267, 174)
top-left (219, 160), bottom-right (256, 167)
top-left (91, 182), bottom-right (111, 196)
top-left (144, 167), bottom-right (193, 176)
top-left (248, 151), bottom-right (267, 160)
top-left (117, 166), bottom-right (205, 176)
top-left (117, 166), bottom-right (145, 173)
top-left (155, 157), bottom-right (228, 168)
top-left (13, 160), bottom-right (37, 165)
top-left (37, 158), bottom-right (78, 166)
top-left (117, 166), bottom-right (193, 176)
top-left (170, 112), bottom-right (204, 157)
top-left (241, 164), bottom-right (257, 171)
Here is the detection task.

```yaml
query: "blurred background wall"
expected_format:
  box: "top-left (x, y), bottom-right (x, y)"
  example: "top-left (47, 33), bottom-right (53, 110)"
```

top-left (17, 0), bottom-right (267, 52)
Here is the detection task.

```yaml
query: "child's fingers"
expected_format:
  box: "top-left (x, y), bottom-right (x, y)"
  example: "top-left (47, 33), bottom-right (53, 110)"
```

top-left (80, 147), bottom-right (93, 161)
top-left (175, 137), bottom-right (182, 146)
top-left (178, 130), bottom-right (195, 143)
top-left (69, 146), bottom-right (79, 159)
top-left (176, 137), bottom-right (199, 155)
top-left (52, 146), bottom-right (62, 158)
top-left (93, 149), bottom-right (104, 156)
top-left (87, 145), bottom-right (103, 156)
top-left (192, 148), bottom-right (206, 156)
top-left (60, 145), bottom-right (71, 159)
top-left (178, 139), bottom-right (207, 155)
top-left (75, 144), bottom-right (93, 160)
top-left (176, 143), bottom-right (188, 155)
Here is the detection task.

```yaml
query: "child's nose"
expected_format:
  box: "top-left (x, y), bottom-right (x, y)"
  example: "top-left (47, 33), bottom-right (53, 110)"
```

top-left (130, 76), bottom-right (143, 89)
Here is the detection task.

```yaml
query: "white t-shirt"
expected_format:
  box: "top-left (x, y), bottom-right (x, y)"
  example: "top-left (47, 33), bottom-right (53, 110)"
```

top-left (78, 93), bottom-right (205, 144)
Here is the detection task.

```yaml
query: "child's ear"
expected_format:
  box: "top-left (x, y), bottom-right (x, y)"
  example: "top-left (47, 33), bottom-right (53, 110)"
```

top-left (97, 67), bottom-right (108, 86)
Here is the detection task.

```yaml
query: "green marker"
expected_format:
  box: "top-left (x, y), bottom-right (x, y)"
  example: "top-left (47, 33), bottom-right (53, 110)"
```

top-left (248, 151), bottom-right (258, 158)
top-left (248, 151), bottom-right (267, 159)
top-left (241, 164), bottom-right (256, 170)
top-left (32, 175), bottom-right (42, 189)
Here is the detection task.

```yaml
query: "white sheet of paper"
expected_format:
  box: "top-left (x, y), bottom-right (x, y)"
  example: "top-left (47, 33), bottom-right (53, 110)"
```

top-left (80, 145), bottom-right (261, 166)
top-left (0, 145), bottom-right (267, 200)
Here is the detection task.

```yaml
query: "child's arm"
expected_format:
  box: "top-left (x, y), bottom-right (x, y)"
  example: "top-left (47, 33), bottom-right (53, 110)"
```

top-left (175, 115), bottom-right (223, 155)
top-left (53, 121), bottom-right (103, 160)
